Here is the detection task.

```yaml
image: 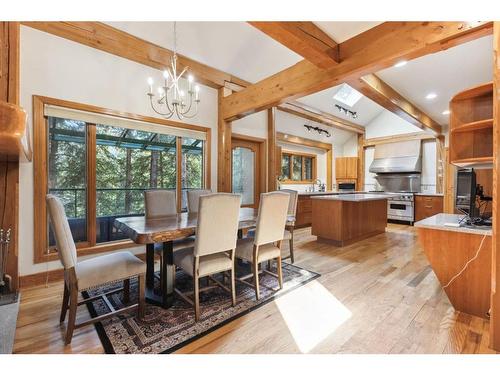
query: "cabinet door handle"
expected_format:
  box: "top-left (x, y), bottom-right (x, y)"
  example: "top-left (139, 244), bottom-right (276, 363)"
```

top-left (424, 205), bottom-right (433, 209)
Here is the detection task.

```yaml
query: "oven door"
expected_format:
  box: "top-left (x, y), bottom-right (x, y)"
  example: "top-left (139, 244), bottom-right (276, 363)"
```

top-left (387, 200), bottom-right (414, 221)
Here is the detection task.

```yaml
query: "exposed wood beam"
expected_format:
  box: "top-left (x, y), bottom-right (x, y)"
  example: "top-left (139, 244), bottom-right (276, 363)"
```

top-left (277, 101), bottom-right (365, 134)
top-left (222, 21), bottom-right (493, 121)
top-left (217, 87), bottom-right (233, 192)
top-left (491, 21), bottom-right (500, 352)
top-left (248, 22), bottom-right (339, 69)
top-left (21, 21), bottom-right (250, 89)
top-left (357, 133), bottom-right (365, 191)
top-left (276, 131), bottom-right (332, 150)
top-left (348, 74), bottom-right (442, 135)
top-left (362, 131), bottom-right (435, 147)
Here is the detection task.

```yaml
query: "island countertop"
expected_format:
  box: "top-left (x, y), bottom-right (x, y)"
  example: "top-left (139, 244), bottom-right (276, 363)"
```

top-left (297, 190), bottom-right (367, 196)
top-left (311, 193), bottom-right (389, 202)
top-left (414, 213), bottom-right (492, 236)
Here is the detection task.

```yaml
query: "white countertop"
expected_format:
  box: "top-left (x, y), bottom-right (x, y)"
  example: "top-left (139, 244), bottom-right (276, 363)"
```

top-left (311, 194), bottom-right (389, 202)
top-left (414, 213), bottom-right (492, 236)
top-left (414, 193), bottom-right (444, 197)
top-left (297, 190), bottom-right (366, 196)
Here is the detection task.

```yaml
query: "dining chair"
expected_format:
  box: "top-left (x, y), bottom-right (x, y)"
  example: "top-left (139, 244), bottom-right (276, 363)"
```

top-left (46, 194), bottom-right (146, 345)
top-left (278, 189), bottom-right (298, 264)
top-left (235, 192), bottom-right (289, 300)
top-left (173, 193), bottom-right (241, 321)
top-left (187, 189), bottom-right (211, 213)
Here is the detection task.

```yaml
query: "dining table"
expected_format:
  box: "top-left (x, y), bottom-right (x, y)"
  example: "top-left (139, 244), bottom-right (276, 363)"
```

top-left (114, 207), bottom-right (260, 308)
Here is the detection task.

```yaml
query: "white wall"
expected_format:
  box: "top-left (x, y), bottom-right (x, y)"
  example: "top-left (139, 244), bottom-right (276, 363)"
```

top-left (365, 110), bottom-right (423, 139)
top-left (19, 26), bottom-right (219, 276)
top-left (342, 134), bottom-right (358, 157)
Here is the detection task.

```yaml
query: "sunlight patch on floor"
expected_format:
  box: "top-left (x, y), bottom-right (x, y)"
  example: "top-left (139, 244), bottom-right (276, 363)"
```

top-left (275, 280), bottom-right (352, 353)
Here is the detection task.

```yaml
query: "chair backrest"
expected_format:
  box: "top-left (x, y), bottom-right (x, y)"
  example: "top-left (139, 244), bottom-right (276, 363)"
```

top-left (144, 189), bottom-right (177, 219)
top-left (194, 193), bottom-right (241, 257)
top-left (279, 189), bottom-right (299, 217)
top-left (254, 192), bottom-right (290, 246)
top-left (46, 194), bottom-right (78, 270)
top-left (187, 189), bottom-right (212, 213)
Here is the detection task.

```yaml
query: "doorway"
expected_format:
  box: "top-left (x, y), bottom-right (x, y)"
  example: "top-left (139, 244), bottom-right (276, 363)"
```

top-left (231, 135), bottom-right (266, 208)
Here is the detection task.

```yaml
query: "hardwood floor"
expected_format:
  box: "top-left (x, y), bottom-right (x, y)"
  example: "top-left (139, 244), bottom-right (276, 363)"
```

top-left (13, 224), bottom-right (498, 354)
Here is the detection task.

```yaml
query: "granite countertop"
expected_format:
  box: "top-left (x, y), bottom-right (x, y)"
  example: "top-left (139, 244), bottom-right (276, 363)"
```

top-left (297, 190), bottom-right (367, 196)
top-left (311, 193), bottom-right (389, 202)
top-left (414, 213), bottom-right (492, 235)
top-left (414, 193), bottom-right (444, 197)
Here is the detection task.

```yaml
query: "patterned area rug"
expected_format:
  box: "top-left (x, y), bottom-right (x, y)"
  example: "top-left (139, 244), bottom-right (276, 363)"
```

top-left (83, 262), bottom-right (319, 354)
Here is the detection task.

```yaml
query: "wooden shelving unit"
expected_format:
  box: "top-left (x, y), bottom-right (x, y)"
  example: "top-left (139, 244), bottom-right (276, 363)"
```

top-left (449, 82), bottom-right (493, 167)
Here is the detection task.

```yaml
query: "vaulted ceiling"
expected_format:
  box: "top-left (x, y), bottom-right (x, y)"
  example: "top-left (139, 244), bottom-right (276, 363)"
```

top-left (106, 21), bottom-right (493, 130)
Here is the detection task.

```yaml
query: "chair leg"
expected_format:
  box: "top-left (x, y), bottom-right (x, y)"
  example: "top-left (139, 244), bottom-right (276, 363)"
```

top-left (253, 262), bottom-right (260, 300)
top-left (194, 275), bottom-right (200, 321)
top-left (60, 283), bottom-right (69, 323)
top-left (231, 268), bottom-right (236, 306)
top-left (65, 287), bottom-right (78, 345)
top-left (137, 274), bottom-right (145, 320)
top-left (277, 256), bottom-right (283, 290)
top-left (123, 278), bottom-right (130, 303)
top-left (289, 228), bottom-right (295, 264)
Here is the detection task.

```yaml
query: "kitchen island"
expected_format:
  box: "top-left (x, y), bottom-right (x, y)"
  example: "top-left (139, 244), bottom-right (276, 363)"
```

top-left (311, 194), bottom-right (388, 247)
top-left (415, 213), bottom-right (491, 318)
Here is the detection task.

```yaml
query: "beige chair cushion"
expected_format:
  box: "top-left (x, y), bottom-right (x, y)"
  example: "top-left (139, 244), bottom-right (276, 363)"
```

top-left (173, 247), bottom-right (233, 277)
top-left (173, 236), bottom-right (196, 251)
top-left (75, 251), bottom-right (146, 291)
top-left (144, 189), bottom-right (177, 219)
top-left (187, 189), bottom-right (211, 213)
top-left (236, 238), bottom-right (281, 263)
top-left (46, 194), bottom-right (78, 270)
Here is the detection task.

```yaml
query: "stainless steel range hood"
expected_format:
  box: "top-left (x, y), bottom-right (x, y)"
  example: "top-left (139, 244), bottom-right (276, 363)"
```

top-left (369, 140), bottom-right (422, 174)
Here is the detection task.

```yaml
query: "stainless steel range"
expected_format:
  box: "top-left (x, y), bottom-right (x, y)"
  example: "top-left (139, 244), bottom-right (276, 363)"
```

top-left (386, 193), bottom-right (415, 223)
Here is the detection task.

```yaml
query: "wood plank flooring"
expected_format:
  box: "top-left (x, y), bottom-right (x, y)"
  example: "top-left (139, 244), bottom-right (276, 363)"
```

top-left (13, 224), bottom-right (498, 354)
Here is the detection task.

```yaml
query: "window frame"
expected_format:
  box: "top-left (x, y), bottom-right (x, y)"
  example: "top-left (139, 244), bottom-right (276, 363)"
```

top-left (33, 96), bottom-right (211, 264)
top-left (280, 151), bottom-right (317, 184)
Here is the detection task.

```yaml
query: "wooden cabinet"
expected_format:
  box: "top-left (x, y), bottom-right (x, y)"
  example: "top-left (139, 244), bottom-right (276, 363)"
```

top-left (449, 82), bottom-right (493, 167)
top-left (335, 157), bottom-right (358, 179)
top-left (415, 195), bottom-right (444, 222)
top-left (295, 195), bottom-right (313, 228)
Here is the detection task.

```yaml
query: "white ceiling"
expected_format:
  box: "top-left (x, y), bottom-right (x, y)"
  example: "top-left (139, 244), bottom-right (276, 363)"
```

top-left (314, 21), bottom-right (382, 43)
top-left (296, 84), bottom-right (384, 127)
top-left (376, 35), bottom-right (493, 126)
top-left (106, 21), bottom-right (303, 83)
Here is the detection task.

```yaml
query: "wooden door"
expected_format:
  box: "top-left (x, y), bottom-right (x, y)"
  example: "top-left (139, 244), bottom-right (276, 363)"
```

top-left (231, 138), bottom-right (261, 208)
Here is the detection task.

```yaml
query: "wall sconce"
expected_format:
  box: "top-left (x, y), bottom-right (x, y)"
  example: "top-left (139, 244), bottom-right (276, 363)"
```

top-left (335, 104), bottom-right (358, 119)
top-left (304, 124), bottom-right (331, 137)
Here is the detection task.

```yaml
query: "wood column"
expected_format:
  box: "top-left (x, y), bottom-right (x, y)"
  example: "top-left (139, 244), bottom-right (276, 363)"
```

top-left (267, 107), bottom-right (276, 191)
top-left (217, 87), bottom-right (232, 192)
top-left (0, 22), bottom-right (20, 290)
top-left (326, 148), bottom-right (332, 190)
top-left (490, 21), bottom-right (500, 351)
top-left (357, 133), bottom-right (365, 191)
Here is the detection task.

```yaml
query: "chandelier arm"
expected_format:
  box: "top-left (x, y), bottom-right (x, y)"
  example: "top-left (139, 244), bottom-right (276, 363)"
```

top-left (163, 88), bottom-right (175, 113)
top-left (180, 102), bottom-right (199, 119)
top-left (149, 95), bottom-right (174, 118)
top-left (181, 94), bottom-right (194, 115)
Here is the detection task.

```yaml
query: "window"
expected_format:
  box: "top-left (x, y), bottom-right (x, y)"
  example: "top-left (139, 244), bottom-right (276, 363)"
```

top-left (333, 83), bottom-right (363, 107)
top-left (280, 152), bottom-right (317, 183)
top-left (34, 96), bottom-right (210, 263)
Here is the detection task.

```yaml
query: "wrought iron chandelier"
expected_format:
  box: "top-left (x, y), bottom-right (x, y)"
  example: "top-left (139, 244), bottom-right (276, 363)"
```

top-left (146, 22), bottom-right (200, 120)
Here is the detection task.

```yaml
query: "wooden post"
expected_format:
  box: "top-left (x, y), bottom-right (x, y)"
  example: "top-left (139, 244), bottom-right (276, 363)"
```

top-left (490, 21), bottom-right (500, 351)
top-left (0, 22), bottom-right (20, 291)
top-left (217, 87), bottom-right (233, 192)
top-left (357, 133), bottom-right (365, 191)
top-left (267, 107), bottom-right (276, 191)
top-left (326, 148), bottom-right (332, 190)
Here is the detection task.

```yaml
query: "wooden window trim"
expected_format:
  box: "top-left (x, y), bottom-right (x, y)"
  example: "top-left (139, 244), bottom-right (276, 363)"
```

top-left (280, 151), bottom-right (317, 184)
top-left (33, 95), bottom-right (211, 264)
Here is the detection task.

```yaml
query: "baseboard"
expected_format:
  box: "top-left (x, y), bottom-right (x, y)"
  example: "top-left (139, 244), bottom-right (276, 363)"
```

top-left (19, 252), bottom-right (149, 289)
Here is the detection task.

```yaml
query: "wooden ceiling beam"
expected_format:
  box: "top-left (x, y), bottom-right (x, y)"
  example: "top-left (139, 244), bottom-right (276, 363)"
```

top-left (21, 21), bottom-right (250, 90)
top-left (248, 22), bottom-right (339, 69)
top-left (348, 74), bottom-right (442, 135)
top-left (222, 21), bottom-right (493, 122)
top-left (277, 101), bottom-right (365, 134)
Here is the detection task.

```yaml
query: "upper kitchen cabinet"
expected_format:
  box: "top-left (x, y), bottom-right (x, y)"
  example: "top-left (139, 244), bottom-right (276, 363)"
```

top-left (336, 157), bottom-right (358, 180)
top-left (449, 82), bottom-right (493, 168)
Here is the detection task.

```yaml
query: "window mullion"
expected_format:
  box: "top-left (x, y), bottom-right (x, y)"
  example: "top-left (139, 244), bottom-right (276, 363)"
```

top-left (87, 123), bottom-right (97, 247)
top-left (176, 137), bottom-right (182, 213)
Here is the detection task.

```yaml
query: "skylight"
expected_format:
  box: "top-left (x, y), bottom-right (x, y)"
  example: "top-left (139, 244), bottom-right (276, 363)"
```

top-left (333, 83), bottom-right (363, 107)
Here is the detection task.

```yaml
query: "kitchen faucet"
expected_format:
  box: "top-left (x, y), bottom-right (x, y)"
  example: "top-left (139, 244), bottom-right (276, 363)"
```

top-left (312, 179), bottom-right (322, 192)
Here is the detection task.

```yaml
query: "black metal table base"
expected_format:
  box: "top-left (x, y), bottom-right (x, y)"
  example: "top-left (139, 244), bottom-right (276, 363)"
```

top-left (145, 242), bottom-right (175, 308)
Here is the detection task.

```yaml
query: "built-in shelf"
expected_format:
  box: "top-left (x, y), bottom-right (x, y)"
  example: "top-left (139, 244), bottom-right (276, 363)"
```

top-left (451, 118), bottom-right (493, 133)
top-left (451, 156), bottom-right (493, 168)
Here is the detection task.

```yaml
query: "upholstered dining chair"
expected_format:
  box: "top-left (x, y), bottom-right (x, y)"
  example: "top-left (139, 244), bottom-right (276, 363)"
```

top-left (173, 193), bottom-right (241, 321)
top-left (187, 189), bottom-right (211, 213)
top-left (144, 189), bottom-right (177, 218)
top-left (278, 189), bottom-right (298, 264)
top-left (235, 192), bottom-right (289, 300)
top-left (46, 195), bottom-right (146, 345)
